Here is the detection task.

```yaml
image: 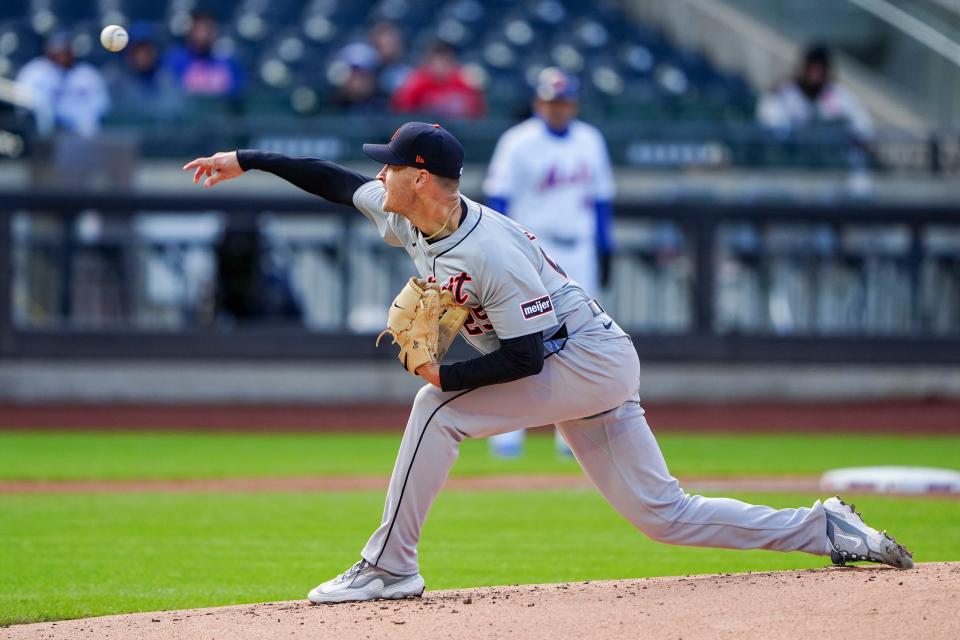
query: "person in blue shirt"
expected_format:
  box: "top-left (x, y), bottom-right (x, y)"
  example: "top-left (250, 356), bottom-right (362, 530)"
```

top-left (162, 11), bottom-right (244, 98)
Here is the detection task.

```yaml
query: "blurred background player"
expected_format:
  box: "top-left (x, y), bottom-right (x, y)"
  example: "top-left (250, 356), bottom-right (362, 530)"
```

top-left (484, 67), bottom-right (615, 458)
top-left (485, 67), bottom-right (615, 301)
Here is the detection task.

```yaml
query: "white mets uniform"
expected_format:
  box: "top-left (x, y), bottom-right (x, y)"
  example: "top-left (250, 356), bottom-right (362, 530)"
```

top-left (351, 181), bottom-right (830, 575)
top-left (483, 117), bottom-right (615, 294)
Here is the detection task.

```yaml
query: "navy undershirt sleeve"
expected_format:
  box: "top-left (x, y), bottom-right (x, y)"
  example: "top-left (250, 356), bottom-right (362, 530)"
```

top-left (439, 332), bottom-right (545, 391)
top-left (236, 150), bottom-right (373, 207)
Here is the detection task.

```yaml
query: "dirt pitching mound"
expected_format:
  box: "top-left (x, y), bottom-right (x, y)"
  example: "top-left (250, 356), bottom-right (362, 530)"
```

top-left (6, 563), bottom-right (957, 640)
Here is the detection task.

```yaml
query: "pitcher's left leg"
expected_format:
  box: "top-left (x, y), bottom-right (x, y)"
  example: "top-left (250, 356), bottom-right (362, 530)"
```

top-left (557, 401), bottom-right (829, 556)
top-left (361, 337), bottom-right (637, 576)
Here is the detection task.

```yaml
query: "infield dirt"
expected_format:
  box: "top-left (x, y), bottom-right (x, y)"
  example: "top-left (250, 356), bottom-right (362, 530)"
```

top-left (5, 563), bottom-right (957, 640)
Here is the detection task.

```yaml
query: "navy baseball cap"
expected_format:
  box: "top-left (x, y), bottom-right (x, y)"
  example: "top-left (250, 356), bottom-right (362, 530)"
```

top-left (535, 67), bottom-right (579, 101)
top-left (362, 122), bottom-right (464, 180)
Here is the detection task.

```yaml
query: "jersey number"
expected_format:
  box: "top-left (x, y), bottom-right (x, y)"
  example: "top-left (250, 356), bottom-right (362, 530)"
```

top-left (463, 307), bottom-right (494, 335)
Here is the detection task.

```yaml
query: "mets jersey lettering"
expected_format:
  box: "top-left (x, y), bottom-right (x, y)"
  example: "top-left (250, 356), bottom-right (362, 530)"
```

top-left (483, 118), bottom-right (614, 242)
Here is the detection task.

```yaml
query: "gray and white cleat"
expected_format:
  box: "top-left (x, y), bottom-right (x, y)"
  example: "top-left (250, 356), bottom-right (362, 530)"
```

top-left (824, 496), bottom-right (914, 569)
top-left (308, 559), bottom-right (425, 604)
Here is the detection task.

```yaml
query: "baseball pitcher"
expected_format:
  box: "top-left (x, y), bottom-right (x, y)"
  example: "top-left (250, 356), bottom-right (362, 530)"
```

top-left (184, 122), bottom-right (912, 604)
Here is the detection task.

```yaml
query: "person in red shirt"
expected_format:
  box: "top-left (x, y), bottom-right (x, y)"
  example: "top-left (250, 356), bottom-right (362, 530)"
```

top-left (391, 41), bottom-right (485, 119)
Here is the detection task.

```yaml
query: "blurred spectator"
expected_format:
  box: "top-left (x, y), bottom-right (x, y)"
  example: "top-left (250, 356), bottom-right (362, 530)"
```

top-left (15, 31), bottom-right (110, 136)
top-left (162, 11), bottom-right (244, 98)
top-left (391, 41), bottom-right (485, 119)
top-left (757, 44), bottom-right (874, 143)
top-left (104, 22), bottom-right (183, 121)
top-left (332, 43), bottom-right (388, 114)
top-left (369, 21), bottom-right (411, 95)
top-left (484, 67), bottom-right (615, 460)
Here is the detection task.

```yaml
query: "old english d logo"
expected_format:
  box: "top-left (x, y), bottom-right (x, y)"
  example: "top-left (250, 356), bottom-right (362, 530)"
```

top-left (415, 155), bottom-right (425, 164)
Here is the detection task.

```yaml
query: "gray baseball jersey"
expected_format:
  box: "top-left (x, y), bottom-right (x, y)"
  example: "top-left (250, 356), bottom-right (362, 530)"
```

top-left (352, 179), bottom-right (831, 576)
top-left (354, 180), bottom-right (591, 352)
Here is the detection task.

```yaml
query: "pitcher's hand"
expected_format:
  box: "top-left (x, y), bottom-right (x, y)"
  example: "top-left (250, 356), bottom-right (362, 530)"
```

top-left (183, 151), bottom-right (243, 188)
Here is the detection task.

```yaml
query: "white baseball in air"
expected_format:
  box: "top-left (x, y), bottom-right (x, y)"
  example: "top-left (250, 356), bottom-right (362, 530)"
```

top-left (100, 25), bottom-right (129, 52)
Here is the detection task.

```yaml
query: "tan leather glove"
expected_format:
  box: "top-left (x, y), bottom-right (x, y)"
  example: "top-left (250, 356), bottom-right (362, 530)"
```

top-left (376, 277), bottom-right (470, 375)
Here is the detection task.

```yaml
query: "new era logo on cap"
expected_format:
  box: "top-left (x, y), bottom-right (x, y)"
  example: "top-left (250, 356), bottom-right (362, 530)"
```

top-left (362, 122), bottom-right (465, 180)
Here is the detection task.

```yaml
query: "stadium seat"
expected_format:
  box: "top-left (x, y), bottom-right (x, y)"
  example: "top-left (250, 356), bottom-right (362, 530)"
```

top-left (1, 0), bottom-right (764, 159)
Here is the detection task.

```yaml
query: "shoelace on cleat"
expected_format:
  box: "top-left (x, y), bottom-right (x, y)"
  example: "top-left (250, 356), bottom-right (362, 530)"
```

top-left (337, 560), bottom-right (369, 582)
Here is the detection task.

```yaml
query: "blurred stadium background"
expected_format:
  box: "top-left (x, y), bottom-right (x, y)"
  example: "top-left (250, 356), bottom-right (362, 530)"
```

top-left (0, 0), bottom-right (959, 417)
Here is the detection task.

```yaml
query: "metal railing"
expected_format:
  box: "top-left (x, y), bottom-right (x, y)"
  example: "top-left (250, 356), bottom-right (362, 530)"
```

top-left (7, 113), bottom-right (959, 174)
top-left (1, 191), bottom-right (958, 362)
top-left (115, 116), bottom-right (960, 173)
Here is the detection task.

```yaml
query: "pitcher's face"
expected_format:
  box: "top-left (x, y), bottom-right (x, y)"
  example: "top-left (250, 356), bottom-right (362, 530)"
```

top-left (377, 164), bottom-right (419, 215)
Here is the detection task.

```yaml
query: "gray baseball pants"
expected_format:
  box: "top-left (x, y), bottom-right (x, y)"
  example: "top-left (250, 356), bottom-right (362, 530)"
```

top-left (362, 303), bottom-right (829, 576)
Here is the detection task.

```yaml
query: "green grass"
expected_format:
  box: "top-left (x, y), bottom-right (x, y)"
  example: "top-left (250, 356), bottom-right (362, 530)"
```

top-left (1, 491), bottom-right (957, 625)
top-left (1, 432), bottom-right (958, 480)
top-left (2, 431), bottom-right (957, 625)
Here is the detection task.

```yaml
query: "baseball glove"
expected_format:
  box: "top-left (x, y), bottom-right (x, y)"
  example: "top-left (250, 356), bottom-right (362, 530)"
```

top-left (376, 277), bottom-right (469, 375)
